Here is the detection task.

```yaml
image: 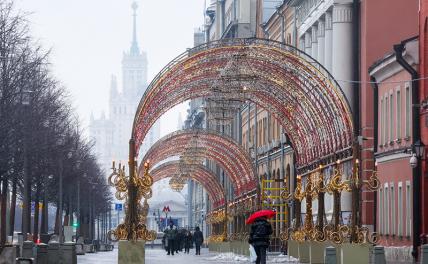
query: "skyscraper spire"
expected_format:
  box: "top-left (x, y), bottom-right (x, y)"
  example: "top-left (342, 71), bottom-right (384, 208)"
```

top-left (130, 1), bottom-right (139, 55)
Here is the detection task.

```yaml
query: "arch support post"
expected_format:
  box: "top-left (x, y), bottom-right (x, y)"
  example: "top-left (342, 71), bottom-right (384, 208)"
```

top-left (107, 138), bottom-right (156, 243)
top-left (127, 138), bottom-right (138, 240)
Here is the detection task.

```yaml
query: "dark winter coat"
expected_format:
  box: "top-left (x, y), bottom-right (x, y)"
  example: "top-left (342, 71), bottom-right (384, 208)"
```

top-left (184, 233), bottom-right (193, 248)
top-left (193, 230), bottom-right (204, 246)
top-left (164, 227), bottom-right (177, 240)
top-left (248, 218), bottom-right (273, 247)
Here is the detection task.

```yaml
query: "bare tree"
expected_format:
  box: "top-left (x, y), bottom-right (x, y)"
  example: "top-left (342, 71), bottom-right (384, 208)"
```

top-left (0, 2), bottom-right (112, 248)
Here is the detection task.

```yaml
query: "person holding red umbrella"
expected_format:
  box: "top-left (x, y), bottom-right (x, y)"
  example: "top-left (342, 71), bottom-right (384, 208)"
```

top-left (247, 210), bottom-right (275, 264)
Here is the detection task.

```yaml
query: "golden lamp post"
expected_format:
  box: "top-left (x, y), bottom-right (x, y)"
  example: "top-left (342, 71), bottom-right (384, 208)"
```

top-left (107, 140), bottom-right (156, 242)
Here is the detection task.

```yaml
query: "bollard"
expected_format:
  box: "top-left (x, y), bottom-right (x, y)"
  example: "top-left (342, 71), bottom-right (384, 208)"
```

top-left (324, 246), bottom-right (336, 264)
top-left (47, 241), bottom-right (61, 264)
top-left (373, 246), bottom-right (386, 264)
top-left (422, 244), bottom-right (428, 264)
top-left (21, 241), bottom-right (34, 259)
top-left (37, 243), bottom-right (48, 264)
top-left (62, 242), bottom-right (77, 264)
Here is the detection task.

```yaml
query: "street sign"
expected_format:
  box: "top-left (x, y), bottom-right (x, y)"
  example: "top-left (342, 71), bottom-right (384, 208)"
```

top-left (115, 203), bottom-right (123, 211)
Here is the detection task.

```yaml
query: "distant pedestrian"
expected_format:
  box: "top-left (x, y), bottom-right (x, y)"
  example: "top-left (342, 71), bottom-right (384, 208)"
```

top-left (178, 229), bottom-right (186, 252)
top-left (162, 235), bottom-right (166, 251)
top-left (248, 216), bottom-right (273, 264)
top-left (174, 226), bottom-right (181, 254)
top-left (164, 223), bottom-right (177, 255)
top-left (184, 230), bottom-right (192, 254)
top-left (193, 226), bottom-right (204, 255)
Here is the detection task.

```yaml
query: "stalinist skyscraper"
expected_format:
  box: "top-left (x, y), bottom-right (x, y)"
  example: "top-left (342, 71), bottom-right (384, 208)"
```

top-left (90, 2), bottom-right (160, 178)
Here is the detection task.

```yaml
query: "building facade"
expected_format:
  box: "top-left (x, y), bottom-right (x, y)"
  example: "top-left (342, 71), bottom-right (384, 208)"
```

top-left (359, 0), bottom-right (419, 230)
top-left (185, 29), bottom-right (209, 236)
top-left (419, 0), bottom-right (428, 243)
top-left (181, 1), bottom-right (426, 258)
top-left (369, 38), bottom-right (418, 259)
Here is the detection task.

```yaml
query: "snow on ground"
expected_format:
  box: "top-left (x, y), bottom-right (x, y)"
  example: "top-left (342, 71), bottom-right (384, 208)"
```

top-left (268, 253), bottom-right (300, 263)
top-left (204, 252), bottom-right (250, 262)
top-left (78, 247), bottom-right (301, 264)
top-left (204, 252), bottom-right (300, 263)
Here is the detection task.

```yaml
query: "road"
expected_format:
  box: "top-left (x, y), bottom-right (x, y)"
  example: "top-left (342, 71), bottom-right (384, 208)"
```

top-left (77, 247), bottom-right (300, 263)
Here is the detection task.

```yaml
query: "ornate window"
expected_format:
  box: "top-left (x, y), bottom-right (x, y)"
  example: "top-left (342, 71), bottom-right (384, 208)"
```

top-left (396, 88), bottom-right (402, 140)
top-left (405, 83), bottom-right (411, 138)
top-left (398, 182), bottom-right (403, 236)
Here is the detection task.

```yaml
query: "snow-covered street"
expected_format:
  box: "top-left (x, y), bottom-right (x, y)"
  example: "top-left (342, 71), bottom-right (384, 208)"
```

top-left (77, 247), bottom-right (300, 264)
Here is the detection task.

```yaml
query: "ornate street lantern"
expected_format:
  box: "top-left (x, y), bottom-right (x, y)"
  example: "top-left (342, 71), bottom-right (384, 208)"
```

top-left (413, 140), bottom-right (425, 158)
top-left (410, 140), bottom-right (425, 168)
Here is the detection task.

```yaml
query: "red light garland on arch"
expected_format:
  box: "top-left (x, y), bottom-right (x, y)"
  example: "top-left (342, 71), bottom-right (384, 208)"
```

top-left (140, 129), bottom-right (257, 196)
top-left (131, 39), bottom-right (354, 171)
top-left (146, 161), bottom-right (226, 208)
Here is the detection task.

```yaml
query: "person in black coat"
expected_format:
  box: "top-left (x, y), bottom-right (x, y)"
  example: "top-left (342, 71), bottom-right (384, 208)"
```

top-left (192, 226), bottom-right (204, 255)
top-left (248, 217), bottom-right (273, 264)
top-left (184, 230), bottom-right (192, 254)
top-left (164, 224), bottom-right (178, 255)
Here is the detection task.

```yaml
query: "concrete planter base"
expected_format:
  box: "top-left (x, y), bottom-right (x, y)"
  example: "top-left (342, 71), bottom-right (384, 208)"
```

top-left (299, 241), bottom-right (310, 263)
top-left (341, 243), bottom-right (371, 264)
top-left (310, 242), bottom-right (325, 264)
top-left (47, 241), bottom-right (60, 264)
top-left (118, 240), bottom-right (145, 264)
top-left (208, 241), bottom-right (250, 256)
top-left (62, 242), bottom-right (77, 264)
top-left (288, 240), bottom-right (299, 259)
top-left (233, 241), bottom-right (250, 256)
top-left (36, 243), bottom-right (48, 264)
top-left (208, 241), bottom-right (231, 253)
top-left (421, 244), bottom-right (428, 264)
top-left (0, 245), bottom-right (18, 264)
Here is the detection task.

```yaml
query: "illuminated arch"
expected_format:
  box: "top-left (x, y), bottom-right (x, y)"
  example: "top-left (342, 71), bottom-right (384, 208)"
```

top-left (148, 161), bottom-right (225, 208)
top-left (132, 38), bottom-right (354, 170)
top-left (141, 129), bottom-right (256, 195)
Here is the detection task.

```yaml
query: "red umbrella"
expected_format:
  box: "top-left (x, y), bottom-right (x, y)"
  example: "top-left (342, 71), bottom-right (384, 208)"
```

top-left (246, 210), bottom-right (276, 225)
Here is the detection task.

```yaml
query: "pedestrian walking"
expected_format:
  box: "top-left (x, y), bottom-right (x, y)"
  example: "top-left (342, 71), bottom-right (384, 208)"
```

top-left (164, 223), bottom-right (177, 255)
top-left (248, 216), bottom-right (273, 264)
top-left (184, 230), bottom-right (192, 254)
top-left (178, 229), bottom-right (186, 252)
top-left (174, 226), bottom-right (181, 254)
top-left (162, 235), bottom-right (166, 251)
top-left (193, 226), bottom-right (204, 255)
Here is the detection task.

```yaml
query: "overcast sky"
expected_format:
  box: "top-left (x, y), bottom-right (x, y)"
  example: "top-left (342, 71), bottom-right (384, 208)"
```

top-left (15, 0), bottom-right (205, 136)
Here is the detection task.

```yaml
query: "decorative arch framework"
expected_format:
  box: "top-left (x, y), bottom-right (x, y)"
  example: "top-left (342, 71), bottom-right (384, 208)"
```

top-left (132, 38), bottom-right (354, 171)
top-left (148, 161), bottom-right (225, 208)
top-left (141, 129), bottom-right (256, 195)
